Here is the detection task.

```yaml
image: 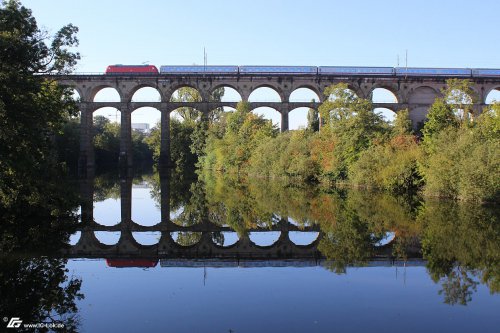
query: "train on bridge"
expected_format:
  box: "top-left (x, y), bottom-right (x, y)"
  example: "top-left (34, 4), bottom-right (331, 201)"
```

top-left (105, 64), bottom-right (500, 77)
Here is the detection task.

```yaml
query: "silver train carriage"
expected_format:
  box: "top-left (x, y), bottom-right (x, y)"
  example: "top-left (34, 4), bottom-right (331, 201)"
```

top-left (238, 66), bottom-right (317, 74)
top-left (160, 65), bottom-right (239, 74)
top-left (319, 66), bottom-right (393, 75)
top-left (395, 67), bottom-right (471, 77)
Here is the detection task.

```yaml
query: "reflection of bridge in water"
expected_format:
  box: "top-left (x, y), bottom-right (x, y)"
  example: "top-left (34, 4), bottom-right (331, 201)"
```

top-left (67, 171), bottom-right (422, 267)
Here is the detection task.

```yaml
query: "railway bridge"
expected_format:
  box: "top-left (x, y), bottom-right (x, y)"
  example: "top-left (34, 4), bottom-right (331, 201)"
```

top-left (52, 72), bottom-right (500, 170)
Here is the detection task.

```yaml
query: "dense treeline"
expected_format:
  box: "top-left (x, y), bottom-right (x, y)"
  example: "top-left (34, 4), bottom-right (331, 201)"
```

top-left (1, 0), bottom-right (80, 243)
top-left (194, 81), bottom-right (499, 202)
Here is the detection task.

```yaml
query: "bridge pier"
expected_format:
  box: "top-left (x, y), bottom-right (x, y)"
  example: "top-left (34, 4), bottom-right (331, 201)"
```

top-left (78, 104), bottom-right (94, 175)
top-left (119, 104), bottom-right (133, 169)
top-left (159, 107), bottom-right (171, 168)
top-left (280, 104), bottom-right (289, 132)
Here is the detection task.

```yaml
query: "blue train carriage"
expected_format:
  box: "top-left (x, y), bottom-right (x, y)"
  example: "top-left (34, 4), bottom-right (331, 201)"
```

top-left (319, 66), bottom-right (394, 75)
top-left (395, 67), bottom-right (472, 77)
top-left (471, 68), bottom-right (500, 77)
top-left (160, 65), bottom-right (239, 74)
top-left (239, 66), bottom-right (317, 74)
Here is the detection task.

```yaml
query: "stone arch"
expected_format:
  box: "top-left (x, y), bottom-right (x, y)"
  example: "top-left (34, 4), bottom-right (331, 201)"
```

top-left (371, 87), bottom-right (399, 103)
top-left (91, 85), bottom-right (123, 102)
top-left (209, 84), bottom-right (243, 102)
top-left (484, 86), bottom-right (500, 104)
top-left (130, 106), bottom-right (161, 130)
top-left (166, 84), bottom-right (204, 102)
top-left (289, 86), bottom-right (321, 102)
top-left (289, 107), bottom-right (312, 130)
top-left (170, 107), bottom-right (203, 122)
top-left (323, 84), bottom-right (361, 100)
top-left (375, 107), bottom-right (397, 122)
top-left (92, 106), bottom-right (121, 123)
top-left (69, 87), bottom-right (82, 102)
top-left (248, 85), bottom-right (284, 102)
top-left (251, 106), bottom-right (281, 128)
top-left (129, 85), bottom-right (162, 102)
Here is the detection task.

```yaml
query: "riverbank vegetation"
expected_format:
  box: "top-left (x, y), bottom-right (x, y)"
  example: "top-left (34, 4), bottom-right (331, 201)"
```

top-left (194, 81), bottom-right (499, 202)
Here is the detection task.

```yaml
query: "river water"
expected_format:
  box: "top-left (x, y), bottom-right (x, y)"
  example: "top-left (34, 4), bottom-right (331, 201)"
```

top-left (2, 170), bottom-right (499, 332)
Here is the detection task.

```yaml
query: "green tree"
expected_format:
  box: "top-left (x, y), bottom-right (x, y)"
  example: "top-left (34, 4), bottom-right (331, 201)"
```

top-left (0, 1), bottom-right (80, 221)
top-left (306, 106), bottom-right (319, 132)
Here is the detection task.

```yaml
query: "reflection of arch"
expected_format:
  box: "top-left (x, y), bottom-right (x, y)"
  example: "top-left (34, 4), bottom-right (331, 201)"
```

top-left (132, 232), bottom-right (161, 245)
top-left (130, 86), bottom-right (162, 102)
top-left (166, 84), bottom-right (203, 102)
top-left (209, 84), bottom-right (243, 102)
top-left (212, 231), bottom-right (239, 248)
top-left (289, 231), bottom-right (319, 246)
top-left (249, 231), bottom-right (281, 247)
top-left (289, 87), bottom-right (321, 102)
top-left (68, 231), bottom-right (81, 245)
top-left (371, 87), bottom-right (398, 103)
top-left (485, 86), bottom-right (500, 104)
top-left (170, 231), bottom-right (202, 247)
top-left (94, 231), bottom-right (121, 245)
top-left (91, 86), bottom-right (122, 102)
top-left (248, 85), bottom-right (284, 102)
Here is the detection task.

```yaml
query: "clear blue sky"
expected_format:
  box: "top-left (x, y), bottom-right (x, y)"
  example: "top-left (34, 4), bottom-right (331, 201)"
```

top-left (21, 0), bottom-right (500, 128)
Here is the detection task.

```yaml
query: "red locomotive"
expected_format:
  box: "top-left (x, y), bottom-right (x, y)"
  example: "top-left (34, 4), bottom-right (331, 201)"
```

top-left (105, 64), bottom-right (159, 74)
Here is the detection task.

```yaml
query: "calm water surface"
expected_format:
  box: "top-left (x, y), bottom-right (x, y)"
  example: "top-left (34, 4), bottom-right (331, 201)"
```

top-left (2, 171), bottom-right (499, 332)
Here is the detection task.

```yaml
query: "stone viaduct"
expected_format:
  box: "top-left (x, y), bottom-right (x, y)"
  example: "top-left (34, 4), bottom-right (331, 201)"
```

top-left (52, 72), bottom-right (500, 170)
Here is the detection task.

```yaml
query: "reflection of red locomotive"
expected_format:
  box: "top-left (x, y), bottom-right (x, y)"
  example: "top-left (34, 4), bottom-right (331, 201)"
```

top-left (106, 259), bottom-right (158, 268)
top-left (105, 64), bottom-right (159, 74)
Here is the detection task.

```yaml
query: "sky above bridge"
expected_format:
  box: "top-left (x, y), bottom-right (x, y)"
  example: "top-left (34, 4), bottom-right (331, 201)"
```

top-left (21, 0), bottom-right (500, 128)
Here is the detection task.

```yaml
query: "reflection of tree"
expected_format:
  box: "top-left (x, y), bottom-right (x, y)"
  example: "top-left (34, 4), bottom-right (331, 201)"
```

top-left (317, 193), bottom-right (384, 273)
top-left (420, 200), bottom-right (500, 302)
top-left (93, 172), bottom-right (121, 201)
top-left (438, 267), bottom-right (479, 305)
top-left (175, 232), bottom-right (202, 246)
top-left (0, 258), bottom-right (84, 332)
